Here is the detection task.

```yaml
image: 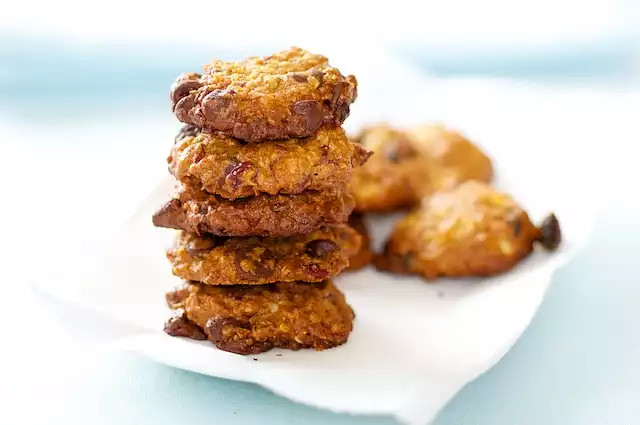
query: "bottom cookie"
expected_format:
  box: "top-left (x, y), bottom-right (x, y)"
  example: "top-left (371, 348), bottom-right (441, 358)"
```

top-left (164, 280), bottom-right (354, 355)
top-left (346, 213), bottom-right (373, 270)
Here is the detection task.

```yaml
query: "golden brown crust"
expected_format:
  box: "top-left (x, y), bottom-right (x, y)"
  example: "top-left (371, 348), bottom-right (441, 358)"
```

top-left (350, 125), bottom-right (441, 212)
top-left (167, 225), bottom-right (361, 285)
top-left (345, 213), bottom-right (373, 270)
top-left (152, 183), bottom-right (355, 237)
top-left (350, 124), bottom-right (494, 212)
top-left (375, 181), bottom-right (546, 279)
top-left (170, 125), bottom-right (369, 199)
top-left (165, 281), bottom-right (355, 355)
top-left (407, 124), bottom-right (493, 188)
top-left (170, 47), bottom-right (357, 142)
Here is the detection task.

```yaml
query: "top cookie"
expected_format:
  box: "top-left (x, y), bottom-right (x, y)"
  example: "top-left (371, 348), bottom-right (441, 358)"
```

top-left (170, 47), bottom-right (358, 142)
top-left (170, 125), bottom-right (371, 199)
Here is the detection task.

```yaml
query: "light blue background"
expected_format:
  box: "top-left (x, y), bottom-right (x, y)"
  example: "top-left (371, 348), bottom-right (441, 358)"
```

top-left (2, 38), bottom-right (638, 424)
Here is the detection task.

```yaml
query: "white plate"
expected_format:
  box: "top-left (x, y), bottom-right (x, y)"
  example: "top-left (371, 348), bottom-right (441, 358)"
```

top-left (33, 46), bottom-right (598, 425)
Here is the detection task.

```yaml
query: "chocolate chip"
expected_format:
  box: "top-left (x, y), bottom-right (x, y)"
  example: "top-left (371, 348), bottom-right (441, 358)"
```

top-left (511, 218), bottom-right (522, 237)
top-left (305, 239), bottom-right (339, 258)
top-left (175, 124), bottom-right (200, 143)
top-left (202, 89), bottom-right (234, 118)
top-left (334, 103), bottom-right (350, 124)
top-left (152, 199), bottom-right (182, 228)
top-left (291, 73), bottom-right (308, 83)
top-left (205, 317), bottom-right (272, 355)
top-left (386, 149), bottom-right (399, 162)
top-left (224, 161), bottom-right (252, 188)
top-left (539, 213), bottom-right (561, 251)
top-left (329, 82), bottom-right (345, 107)
top-left (186, 236), bottom-right (217, 257)
top-left (205, 317), bottom-right (247, 341)
top-left (291, 100), bottom-right (323, 130)
top-left (386, 138), bottom-right (417, 163)
top-left (170, 74), bottom-right (202, 104)
top-left (164, 310), bottom-right (207, 340)
top-left (174, 95), bottom-right (196, 122)
top-left (234, 247), bottom-right (274, 281)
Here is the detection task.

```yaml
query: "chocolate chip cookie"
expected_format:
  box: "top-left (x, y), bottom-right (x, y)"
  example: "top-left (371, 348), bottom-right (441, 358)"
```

top-left (350, 124), bottom-right (441, 212)
top-left (152, 183), bottom-right (355, 237)
top-left (164, 280), bottom-right (355, 355)
top-left (168, 225), bottom-right (361, 285)
top-left (170, 47), bottom-right (357, 142)
top-left (170, 125), bottom-right (371, 199)
top-left (375, 181), bottom-right (561, 279)
top-left (407, 124), bottom-right (493, 189)
top-left (345, 213), bottom-right (373, 271)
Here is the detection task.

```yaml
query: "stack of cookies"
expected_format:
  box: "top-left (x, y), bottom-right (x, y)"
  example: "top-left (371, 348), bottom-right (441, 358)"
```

top-left (152, 48), bottom-right (371, 355)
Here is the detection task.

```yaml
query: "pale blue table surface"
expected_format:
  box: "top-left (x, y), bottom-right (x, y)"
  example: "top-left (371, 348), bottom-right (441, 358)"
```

top-left (12, 199), bottom-right (637, 425)
top-left (2, 38), bottom-right (638, 425)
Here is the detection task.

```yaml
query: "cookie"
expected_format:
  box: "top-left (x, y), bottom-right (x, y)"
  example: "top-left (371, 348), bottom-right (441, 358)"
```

top-left (345, 213), bottom-right (373, 270)
top-left (167, 225), bottom-right (361, 285)
top-left (350, 124), bottom-right (440, 212)
top-left (164, 280), bottom-right (355, 355)
top-left (170, 47), bottom-right (357, 142)
top-left (170, 125), bottom-right (371, 199)
top-left (152, 183), bottom-right (355, 237)
top-left (407, 124), bottom-right (493, 188)
top-left (375, 181), bottom-right (560, 279)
